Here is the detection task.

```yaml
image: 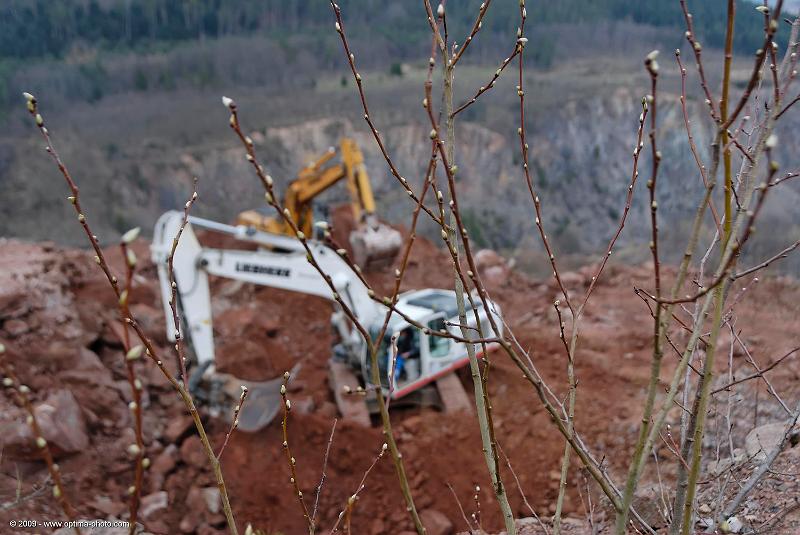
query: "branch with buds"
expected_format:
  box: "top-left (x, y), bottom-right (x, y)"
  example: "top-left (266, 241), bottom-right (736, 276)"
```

top-left (24, 94), bottom-right (241, 535)
top-left (0, 345), bottom-right (80, 535)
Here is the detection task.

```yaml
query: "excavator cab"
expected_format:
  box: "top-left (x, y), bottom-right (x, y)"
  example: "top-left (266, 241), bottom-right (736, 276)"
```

top-left (236, 138), bottom-right (402, 270)
top-left (372, 327), bottom-right (423, 388)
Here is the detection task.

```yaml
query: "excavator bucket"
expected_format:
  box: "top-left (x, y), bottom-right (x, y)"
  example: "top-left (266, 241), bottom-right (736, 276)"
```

top-left (350, 222), bottom-right (403, 271)
top-left (217, 364), bottom-right (300, 432)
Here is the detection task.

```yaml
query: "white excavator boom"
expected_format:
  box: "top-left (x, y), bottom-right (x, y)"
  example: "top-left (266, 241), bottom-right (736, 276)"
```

top-left (153, 211), bottom-right (378, 367)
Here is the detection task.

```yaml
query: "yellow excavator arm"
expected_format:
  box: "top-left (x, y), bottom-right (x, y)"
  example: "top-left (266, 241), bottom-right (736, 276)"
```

top-left (236, 138), bottom-right (401, 270)
top-left (340, 138), bottom-right (377, 221)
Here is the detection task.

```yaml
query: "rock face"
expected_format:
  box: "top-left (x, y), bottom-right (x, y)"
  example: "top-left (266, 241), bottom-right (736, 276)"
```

top-left (10, 79), bottom-right (800, 279)
top-left (0, 389), bottom-right (89, 459)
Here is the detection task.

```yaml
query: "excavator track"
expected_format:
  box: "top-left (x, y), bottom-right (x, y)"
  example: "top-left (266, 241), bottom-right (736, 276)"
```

top-left (435, 372), bottom-right (473, 414)
top-left (328, 359), bottom-right (371, 426)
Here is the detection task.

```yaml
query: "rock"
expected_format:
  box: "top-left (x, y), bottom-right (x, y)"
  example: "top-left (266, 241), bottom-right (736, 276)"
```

top-left (474, 249), bottom-right (505, 270)
top-left (179, 514), bottom-right (199, 533)
top-left (48, 344), bottom-right (107, 372)
top-left (630, 484), bottom-right (671, 529)
top-left (707, 457), bottom-right (734, 476)
top-left (717, 330), bottom-right (746, 358)
top-left (420, 509), bottom-right (453, 535)
top-left (186, 486), bottom-right (207, 513)
top-left (722, 515), bottom-right (743, 533)
top-left (2, 318), bottom-right (29, 337)
top-left (115, 379), bottom-right (150, 408)
top-left (483, 265), bottom-right (510, 286)
top-left (474, 249), bottom-right (510, 286)
top-left (180, 434), bottom-right (207, 468)
top-left (145, 520), bottom-right (170, 534)
top-left (745, 421), bottom-right (792, 462)
top-left (0, 389), bottom-right (89, 459)
top-left (370, 518), bottom-right (386, 534)
top-left (0, 288), bottom-right (29, 319)
top-left (149, 444), bottom-right (178, 492)
top-left (165, 415), bottom-right (194, 444)
top-left (184, 485), bottom-right (221, 530)
top-left (202, 487), bottom-right (221, 514)
top-left (216, 307), bottom-right (280, 339)
top-left (599, 484), bottom-right (672, 531)
top-left (140, 491), bottom-right (168, 519)
top-left (129, 303), bottom-right (164, 339)
top-left (55, 346), bottom-right (125, 422)
top-left (88, 495), bottom-right (127, 517)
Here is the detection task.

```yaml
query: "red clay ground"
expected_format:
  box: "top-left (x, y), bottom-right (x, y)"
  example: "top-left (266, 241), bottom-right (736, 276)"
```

top-left (0, 210), bottom-right (799, 534)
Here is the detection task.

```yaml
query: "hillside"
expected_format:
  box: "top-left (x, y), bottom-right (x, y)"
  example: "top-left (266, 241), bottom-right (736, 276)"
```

top-left (2, 1), bottom-right (799, 276)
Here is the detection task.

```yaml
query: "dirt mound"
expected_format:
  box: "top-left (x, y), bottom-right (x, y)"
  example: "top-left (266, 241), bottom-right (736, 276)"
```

top-left (1, 217), bottom-right (799, 534)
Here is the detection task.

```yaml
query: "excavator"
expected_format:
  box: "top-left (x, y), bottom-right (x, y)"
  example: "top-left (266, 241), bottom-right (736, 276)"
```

top-left (235, 138), bottom-right (402, 271)
top-left (151, 210), bottom-right (503, 431)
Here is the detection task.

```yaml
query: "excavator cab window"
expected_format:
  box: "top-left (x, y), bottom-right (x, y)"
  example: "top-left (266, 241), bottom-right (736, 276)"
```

top-left (372, 327), bottom-right (420, 385)
top-left (427, 317), bottom-right (450, 358)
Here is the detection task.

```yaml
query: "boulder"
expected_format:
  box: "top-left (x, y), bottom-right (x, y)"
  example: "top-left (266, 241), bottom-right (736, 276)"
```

top-left (54, 346), bottom-right (125, 422)
top-left (0, 389), bottom-right (89, 459)
top-left (745, 421), bottom-right (793, 462)
top-left (474, 249), bottom-right (510, 286)
top-left (149, 444), bottom-right (178, 493)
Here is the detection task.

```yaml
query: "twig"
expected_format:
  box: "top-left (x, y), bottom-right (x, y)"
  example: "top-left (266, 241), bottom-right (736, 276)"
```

top-left (312, 419), bottom-right (337, 525)
top-left (118, 230), bottom-right (146, 534)
top-left (24, 93), bottom-right (240, 535)
top-left (711, 346), bottom-right (800, 395)
top-left (280, 371), bottom-right (313, 534)
top-left (446, 483), bottom-right (477, 535)
top-left (330, 443), bottom-right (389, 534)
top-left (0, 347), bottom-right (80, 535)
top-left (734, 240), bottom-right (800, 278)
top-left (721, 397), bottom-right (800, 521)
top-left (217, 386), bottom-right (248, 460)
